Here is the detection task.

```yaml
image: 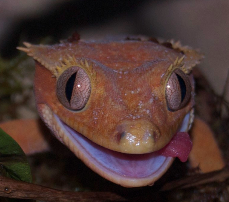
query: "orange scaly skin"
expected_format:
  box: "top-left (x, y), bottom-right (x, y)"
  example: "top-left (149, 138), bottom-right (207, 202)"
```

top-left (18, 36), bottom-right (202, 187)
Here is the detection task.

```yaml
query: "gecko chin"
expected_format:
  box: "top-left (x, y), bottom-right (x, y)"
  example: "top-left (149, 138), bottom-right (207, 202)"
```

top-left (49, 110), bottom-right (192, 187)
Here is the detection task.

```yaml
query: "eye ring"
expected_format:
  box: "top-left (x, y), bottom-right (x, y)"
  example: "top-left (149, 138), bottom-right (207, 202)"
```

top-left (56, 66), bottom-right (91, 110)
top-left (165, 68), bottom-right (191, 111)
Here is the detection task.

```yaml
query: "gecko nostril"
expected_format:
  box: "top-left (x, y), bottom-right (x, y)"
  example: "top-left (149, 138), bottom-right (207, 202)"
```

top-left (142, 130), bottom-right (160, 144)
top-left (115, 119), bottom-right (162, 153)
top-left (116, 132), bottom-right (126, 143)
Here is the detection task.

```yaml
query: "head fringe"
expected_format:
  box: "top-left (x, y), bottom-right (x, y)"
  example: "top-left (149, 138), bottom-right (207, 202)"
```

top-left (55, 55), bottom-right (94, 78)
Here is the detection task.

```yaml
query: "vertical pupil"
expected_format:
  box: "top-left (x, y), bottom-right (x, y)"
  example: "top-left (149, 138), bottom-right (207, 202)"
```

top-left (176, 74), bottom-right (186, 102)
top-left (65, 72), bottom-right (77, 102)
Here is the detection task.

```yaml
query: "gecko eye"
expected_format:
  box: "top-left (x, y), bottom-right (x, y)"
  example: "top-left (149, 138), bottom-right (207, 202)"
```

top-left (56, 66), bottom-right (91, 110)
top-left (165, 69), bottom-right (191, 111)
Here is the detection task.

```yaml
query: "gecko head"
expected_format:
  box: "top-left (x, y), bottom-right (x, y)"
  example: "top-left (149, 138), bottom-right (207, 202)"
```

top-left (18, 36), bottom-right (202, 187)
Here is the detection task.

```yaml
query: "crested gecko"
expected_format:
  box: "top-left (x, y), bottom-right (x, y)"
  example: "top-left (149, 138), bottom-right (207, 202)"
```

top-left (1, 35), bottom-right (225, 187)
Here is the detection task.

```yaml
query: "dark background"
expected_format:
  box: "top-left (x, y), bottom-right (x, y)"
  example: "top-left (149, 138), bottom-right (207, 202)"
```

top-left (0, 0), bottom-right (228, 102)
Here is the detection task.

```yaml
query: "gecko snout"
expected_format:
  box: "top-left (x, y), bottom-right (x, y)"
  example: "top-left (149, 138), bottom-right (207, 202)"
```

top-left (115, 119), bottom-right (161, 154)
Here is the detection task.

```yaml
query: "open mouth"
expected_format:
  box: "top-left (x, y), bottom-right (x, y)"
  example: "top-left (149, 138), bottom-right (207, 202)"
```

top-left (52, 111), bottom-right (192, 187)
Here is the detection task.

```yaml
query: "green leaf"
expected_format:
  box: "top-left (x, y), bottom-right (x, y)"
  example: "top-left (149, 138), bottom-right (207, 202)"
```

top-left (0, 128), bottom-right (32, 183)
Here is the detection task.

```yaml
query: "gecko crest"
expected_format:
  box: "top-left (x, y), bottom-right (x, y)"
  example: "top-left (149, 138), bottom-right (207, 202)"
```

top-left (162, 56), bottom-right (185, 84)
top-left (55, 56), bottom-right (95, 78)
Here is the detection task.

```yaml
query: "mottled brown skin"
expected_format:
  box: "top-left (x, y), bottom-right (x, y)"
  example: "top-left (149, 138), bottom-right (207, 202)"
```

top-left (30, 39), bottom-right (197, 154)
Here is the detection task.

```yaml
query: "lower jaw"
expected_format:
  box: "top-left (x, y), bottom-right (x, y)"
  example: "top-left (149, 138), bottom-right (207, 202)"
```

top-left (39, 104), bottom-right (191, 187)
top-left (56, 115), bottom-right (174, 187)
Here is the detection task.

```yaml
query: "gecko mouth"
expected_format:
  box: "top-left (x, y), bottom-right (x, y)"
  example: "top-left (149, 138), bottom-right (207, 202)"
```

top-left (51, 112), bottom-right (192, 187)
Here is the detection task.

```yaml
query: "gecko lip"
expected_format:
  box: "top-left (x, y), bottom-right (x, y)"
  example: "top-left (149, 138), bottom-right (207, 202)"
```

top-left (52, 112), bottom-right (191, 187)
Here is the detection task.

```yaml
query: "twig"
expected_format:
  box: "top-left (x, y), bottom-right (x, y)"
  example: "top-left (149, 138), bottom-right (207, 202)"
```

top-left (0, 176), bottom-right (125, 202)
top-left (162, 166), bottom-right (229, 191)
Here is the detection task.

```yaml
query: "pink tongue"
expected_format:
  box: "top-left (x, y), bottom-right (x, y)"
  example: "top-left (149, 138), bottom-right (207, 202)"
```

top-left (157, 132), bottom-right (192, 162)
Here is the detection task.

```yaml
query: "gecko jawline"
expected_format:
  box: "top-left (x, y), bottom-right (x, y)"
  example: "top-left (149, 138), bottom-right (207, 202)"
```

top-left (53, 112), bottom-right (191, 187)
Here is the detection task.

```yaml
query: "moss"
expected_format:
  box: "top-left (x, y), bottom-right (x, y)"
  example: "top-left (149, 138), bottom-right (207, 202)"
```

top-left (0, 53), bottom-right (36, 121)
